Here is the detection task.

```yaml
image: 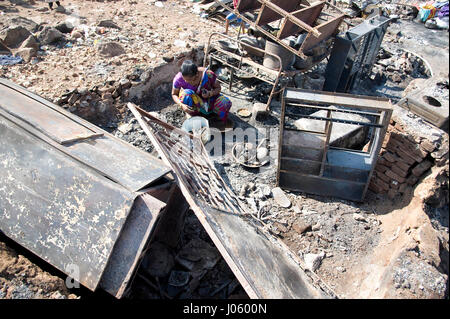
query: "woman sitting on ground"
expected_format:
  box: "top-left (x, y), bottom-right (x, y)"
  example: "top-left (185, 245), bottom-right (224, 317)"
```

top-left (172, 60), bottom-right (232, 122)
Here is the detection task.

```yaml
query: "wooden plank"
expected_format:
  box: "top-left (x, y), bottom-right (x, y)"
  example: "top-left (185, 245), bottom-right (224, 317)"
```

top-left (0, 115), bottom-right (135, 291)
top-left (236, 0), bottom-right (261, 12)
top-left (99, 192), bottom-right (166, 298)
top-left (278, 1), bottom-right (325, 39)
top-left (257, 0), bottom-right (303, 26)
top-left (300, 14), bottom-right (345, 52)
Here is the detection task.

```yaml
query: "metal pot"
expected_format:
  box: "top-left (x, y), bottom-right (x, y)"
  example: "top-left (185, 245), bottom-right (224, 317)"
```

top-left (239, 35), bottom-right (265, 57)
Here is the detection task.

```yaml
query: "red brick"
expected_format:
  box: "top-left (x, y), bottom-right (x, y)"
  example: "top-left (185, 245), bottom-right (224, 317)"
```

top-left (369, 182), bottom-right (384, 194)
top-left (396, 160), bottom-right (411, 172)
top-left (420, 140), bottom-right (436, 153)
top-left (377, 158), bottom-right (390, 167)
top-left (394, 122), bottom-right (404, 132)
top-left (395, 149), bottom-right (418, 165)
top-left (412, 160), bottom-right (433, 177)
top-left (402, 144), bottom-right (428, 159)
top-left (376, 171), bottom-right (392, 184)
top-left (384, 151), bottom-right (401, 163)
top-left (362, 142), bottom-right (371, 152)
top-left (392, 135), bottom-right (428, 159)
top-left (385, 169), bottom-right (406, 183)
top-left (370, 179), bottom-right (389, 193)
top-left (390, 131), bottom-right (409, 143)
top-left (375, 164), bottom-right (388, 173)
top-left (406, 174), bottom-right (419, 186)
top-left (391, 165), bottom-right (409, 178)
top-left (386, 137), bottom-right (404, 151)
top-left (373, 175), bottom-right (390, 189)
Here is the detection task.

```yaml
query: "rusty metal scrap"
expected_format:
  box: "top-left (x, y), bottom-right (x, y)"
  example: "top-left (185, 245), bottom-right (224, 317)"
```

top-left (213, 0), bottom-right (345, 58)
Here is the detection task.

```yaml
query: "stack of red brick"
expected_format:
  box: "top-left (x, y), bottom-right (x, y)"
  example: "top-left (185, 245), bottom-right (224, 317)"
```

top-left (369, 121), bottom-right (436, 198)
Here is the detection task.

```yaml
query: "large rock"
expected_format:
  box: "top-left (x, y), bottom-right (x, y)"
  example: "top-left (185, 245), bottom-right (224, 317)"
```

top-left (97, 42), bottom-right (125, 57)
top-left (0, 26), bottom-right (31, 48)
top-left (19, 35), bottom-right (40, 51)
top-left (15, 47), bottom-right (37, 63)
top-left (38, 26), bottom-right (65, 45)
top-left (5, 16), bottom-right (39, 33)
top-left (97, 20), bottom-right (121, 30)
top-left (55, 21), bottom-right (74, 34)
top-left (0, 40), bottom-right (11, 55)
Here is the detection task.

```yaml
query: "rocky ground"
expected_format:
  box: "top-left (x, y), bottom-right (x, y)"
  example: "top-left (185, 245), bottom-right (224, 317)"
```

top-left (1, 0), bottom-right (449, 299)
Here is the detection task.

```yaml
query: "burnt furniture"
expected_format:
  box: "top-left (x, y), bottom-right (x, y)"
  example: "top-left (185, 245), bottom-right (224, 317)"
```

top-left (277, 88), bottom-right (392, 201)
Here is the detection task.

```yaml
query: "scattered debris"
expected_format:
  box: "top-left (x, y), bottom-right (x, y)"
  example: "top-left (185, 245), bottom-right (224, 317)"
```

top-left (271, 187), bottom-right (291, 208)
top-left (303, 252), bottom-right (326, 272)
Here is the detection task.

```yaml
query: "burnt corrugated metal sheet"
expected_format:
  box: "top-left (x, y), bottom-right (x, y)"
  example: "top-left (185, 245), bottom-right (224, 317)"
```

top-left (0, 114), bottom-right (135, 290)
top-left (0, 78), bottom-right (171, 293)
top-left (0, 78), bottom-right (171, 192)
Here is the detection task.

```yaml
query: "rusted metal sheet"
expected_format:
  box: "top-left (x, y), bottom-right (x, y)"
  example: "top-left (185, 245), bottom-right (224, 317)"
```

top-left (0, 79), bottom-right (100, 144)
top-left (256, 0), bottom-right (302, 26)
top-left (277, 88), bottom-right (392, 202)
top-left (0, 79), bottom-right (171, 192)
top-left (99, 193), bottom-right (167, 298)
top-left (0, 114), bottom-right (135, 291)
top-left (300, 14), bottom-right (345, 53)
top-left (0, 80), bottom-right (172, 296)
top-left (127, 102), bottom-right (334, 299)
top-left (278, 2), bottom-right (324, 39)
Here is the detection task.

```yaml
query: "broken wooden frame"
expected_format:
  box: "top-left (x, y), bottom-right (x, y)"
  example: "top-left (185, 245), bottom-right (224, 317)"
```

top-left (214, 0), bottom-right (345, 58)
top-left (277, 88), bottom-right (392, 202)
top-left (127, 102), bottom-right (336, 299)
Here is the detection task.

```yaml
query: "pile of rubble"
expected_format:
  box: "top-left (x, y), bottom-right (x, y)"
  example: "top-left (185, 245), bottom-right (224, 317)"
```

top-left (371, 48), bottom-right (431, 88)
